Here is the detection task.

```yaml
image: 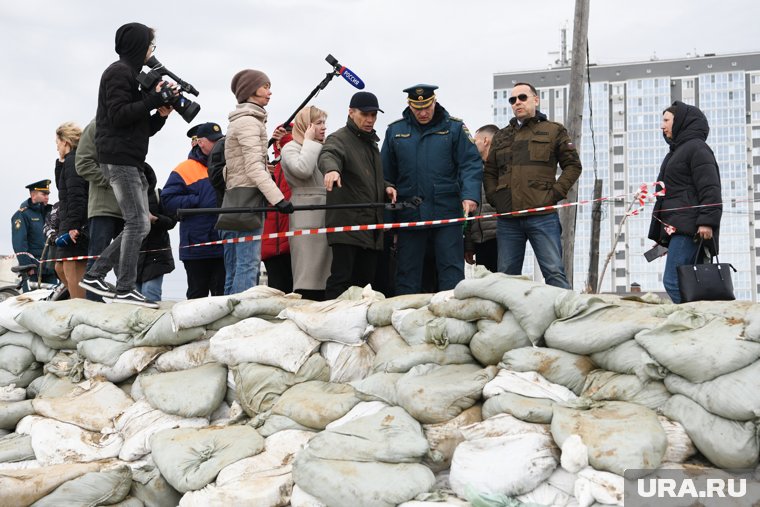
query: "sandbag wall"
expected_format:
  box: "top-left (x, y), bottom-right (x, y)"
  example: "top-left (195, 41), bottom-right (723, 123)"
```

top-left (0, 273), bottom-right (758, 506)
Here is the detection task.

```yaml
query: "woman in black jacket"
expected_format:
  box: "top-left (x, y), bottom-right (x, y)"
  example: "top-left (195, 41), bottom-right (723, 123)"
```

top-left (648, 101), bottom-right (722, 303)
top-left (55, 121), bottom-right (88, 299)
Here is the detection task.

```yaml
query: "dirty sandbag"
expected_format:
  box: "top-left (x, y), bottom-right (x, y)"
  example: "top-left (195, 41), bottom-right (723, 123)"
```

top-left (573, 467), bottom-right (624, 507)
top-left (134, 313), bottom-right (205, 348)
top-left (141, 363), bottom-right (227, 418)
top-left (0, 461), bottom-right (102, 507)
top-left (422, 405), bottom-right (482, 472)
top-left (559, 434), bottom-right (588, 473)
top-left (0, 364), bottom-right (42, 389)
top-left (326, 401), bottom-right (390, 430)
top-left (391, 308), bottom-right (477, 347)
top-left (0, 384), bottom-right (26, 402)
top-left (70, 301), bottom-right (163, 336)
top-left (0, 433), bottom-right (35, 463)
top-left (206, 314), bottom-right (241, 331)
top-left (210, 317), bottom-right (319, 372)
top-left (517, 482), bottom-right (575, 507)
top-left (42, 351), bottom-right (83, 382)
top-left (635, 309), bottom-right (760, 383)
top-left (551, 401), bottom-right (667, 476)
top-left (84, 346), bottom-right (167, 383)
top-left (469, 312), bottom-right (531, 366)
top-left (661, 394), bottom-right (760, 469)
top-left (150, 425), bottom-right (265, 493)
top-left (658, 415), bottom-right (696, 463)
top-left (0, 292), bottom-right (47, 333)
top-left (77, 338), bottom-right (134, 367)
top-left (153, 339), bottom-right (211, 372)
top-left (129, 462), bottom-right (182, 507)
top-left (31, 463), bottom-right (132, 507)
top-left (279, 298), bottom-right (372, 346)
top-left (483, 369), bottom-right (577, 404)
top-left (0, 344), bottom-right (36, 376)
top-left (0, 400), bottom-right (34, 430)
top-left (320, 341), bottom-right (374, 382)
top-left (395, 364), bottom-right (497, 424)
top-left (745, 304), bottom-right (760, 342)
top-left (70, 323), bottom-right (131, 343)
top-left (232, 354), bottom-right (329, 417)
top-left (482, 392), bottom-right (555, 423)
top-left (293, 450), bottom-right (436, 507)
top-left (26, 373), bottom-right (77, 399)
top-left (581, 370), bottom-right (671, 410)
top-left (0, 332), bottom-right (55, 364)
top-left (367, 294), bottom-right (433, 327)
top-left (270, 380), bottom-right (360, 430)
top-left (460, 413), bottom-right (553, 442)
top-left (370, 326), bottom-right (474, 374)
top-left (231, 295), bottom-right (310, 320)
top-left (257, 414), bottom-right (316, 437)
top-left (170, 295), bottom-right (235, 330)
top-left (589, 340), bottom-right (666, 381)
top-left (17, 415), bottom-right (123, 465)
top-left (428, 293), bottom-right (505, 322)
top-left (501, 347), bottom-right (596, 396)
top-left (664, 361), bottom-right (760, 421)
top-left (350, 371), bottom-right (403, 405)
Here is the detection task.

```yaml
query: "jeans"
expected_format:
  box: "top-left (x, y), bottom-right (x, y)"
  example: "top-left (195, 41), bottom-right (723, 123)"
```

top-left (86, 216), bottom-right (124, 302)
top-left (87, 165), bottom-right (150, 293)
top-left (663, 234), bottom-right (702, 304)
top-left (219, 229), bottom-right (262, 295)
top-left (496, 214), bottom-right (570, 289)
top-left (136, 275), bottom-right (163, 302)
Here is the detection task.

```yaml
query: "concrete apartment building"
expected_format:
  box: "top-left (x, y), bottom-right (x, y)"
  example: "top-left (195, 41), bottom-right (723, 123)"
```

top-left (492, 51), bottom-right (760, 301)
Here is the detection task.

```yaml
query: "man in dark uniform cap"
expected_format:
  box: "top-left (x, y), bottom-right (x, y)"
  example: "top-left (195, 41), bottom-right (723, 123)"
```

top-left (382, 84), bottom-right (482, 294)
top-left (11, 179), bottom-right (57, 288)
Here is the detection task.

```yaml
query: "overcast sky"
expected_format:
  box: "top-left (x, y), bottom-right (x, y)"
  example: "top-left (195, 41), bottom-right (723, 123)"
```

top-left (1, 0), bottom-right (758, 298)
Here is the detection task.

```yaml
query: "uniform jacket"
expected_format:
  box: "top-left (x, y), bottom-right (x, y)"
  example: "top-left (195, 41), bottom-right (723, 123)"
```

top-left (224, 102), bottom-right (284, 205)
top-left (382, 104), bottom-right (482, 221)
top-left (162, 150), bottom-right (224, 261)
top-left (95, 22), bottom-right (167, 166)
top-left (76, 119), bottom-right (121, 219)
top-left (56, 149), bottom-right (89, 234)
top-left (11, 198), bottom-right (52, 270)
top-left (648, 101), bottom-right (722, 254)
top-left (137, 164), bottom-right (175, 282)
top-left (318, 118), bottom-right (386, 250)
top-left (484, 111), bottom-right (582, 215)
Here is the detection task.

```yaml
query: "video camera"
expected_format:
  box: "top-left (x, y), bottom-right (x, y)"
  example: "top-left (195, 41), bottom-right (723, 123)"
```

top-left (137, 56), bottom-right (200, 123)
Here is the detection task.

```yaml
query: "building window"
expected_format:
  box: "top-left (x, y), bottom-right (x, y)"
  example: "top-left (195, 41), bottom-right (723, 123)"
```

top-left (503, 107), bottom-right (508, 115)
top-left (556, 90), bottom-right (560, 98)
top-left (729, 91), bottom-right (734, 100)
top-left (503, 90), bottom-right (507, 98)
top-left (493, 91), bottom-right (497, 99)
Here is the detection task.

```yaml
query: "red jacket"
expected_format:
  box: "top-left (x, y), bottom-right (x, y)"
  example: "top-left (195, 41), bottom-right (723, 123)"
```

top-left (261, 135), bottom-right (293, 261)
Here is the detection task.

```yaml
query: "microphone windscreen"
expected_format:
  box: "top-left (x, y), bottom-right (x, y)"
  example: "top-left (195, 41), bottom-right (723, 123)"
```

top-left (339, 66), bottom-right (365, 89)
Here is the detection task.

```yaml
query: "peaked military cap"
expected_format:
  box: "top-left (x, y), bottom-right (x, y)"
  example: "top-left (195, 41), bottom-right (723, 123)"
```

top-left (26, 179), bottom-right (51, 193)
top-left (403, 84), bottom-right (438, 109)
top-left (187, 122), bottom-right (224, 141)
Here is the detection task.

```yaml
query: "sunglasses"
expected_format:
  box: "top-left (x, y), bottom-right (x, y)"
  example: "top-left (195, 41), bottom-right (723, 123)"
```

top-left (508, 93), bottom-right (533, 105)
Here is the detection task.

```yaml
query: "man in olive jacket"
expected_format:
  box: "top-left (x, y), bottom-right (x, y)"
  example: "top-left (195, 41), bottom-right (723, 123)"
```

top-left (484, 82), bottom-right (582, 289)
top-left (319, 92), bottom-right (396, 299)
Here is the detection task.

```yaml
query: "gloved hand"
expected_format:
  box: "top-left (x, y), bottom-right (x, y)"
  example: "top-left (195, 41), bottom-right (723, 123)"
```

top-left (55, 232), bottom-right (71, 247)
top-left (275, 199), bottom-right (295, 214)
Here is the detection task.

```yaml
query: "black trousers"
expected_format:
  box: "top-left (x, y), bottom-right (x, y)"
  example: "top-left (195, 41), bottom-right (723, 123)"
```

top-left (184, 258), bottom-right (225, 299)
top-left (474, 239), bottom-right (498, 272)
top-left (325, 244), bottom-right (378, 300)
top-left (263, 253), bottom-right (293, 294)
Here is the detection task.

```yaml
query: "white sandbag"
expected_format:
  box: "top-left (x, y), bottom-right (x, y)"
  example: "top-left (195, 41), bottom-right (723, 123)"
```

top-left (279, 298), bottom-right (371, 345)
top-left (0, 461), bottom-right (102, 507)
top-left (210, 317), bottom-right (319, 372)
top-left (391, 307), bottom-right (477, 347)
top-left (469, 312), bottom-right (531, 366)
top-left (589, 340), bottom-right (666, 381)
top-left (351, 371), bottom-right (403, 405)
top-left (370, 326), bottom-right (474, 373)
top-left (258, 414), bottom-right (315, 437)
top-left (320, 341), bottom-right (374, 383)
top-left (0, 433), bottom-right (35, 463)
top-left (635, 310), bottom-right (760, 383)
top-left (26, 373), bottom-right (77, 399)
top-left (449, 432), bottom-right (558, 498)
top-left (454, 273), bottom-right (568, 344)
top-left (150, 425), bottom-right (265, 493)
top-left (0, 400), bottom-right (34, 430)
top-left (154, 339), bottom-right (212, 372)
top-left (231, 295), bottom-right (310, 320)
top-left (76, 338), bottom-right (133, 366)
top-left (745, 304), bottom-right (760, 342)
top-left (290, 484), bottom-right (326, 507)
top-left (459, 413), bottom-right (553, 441)
top-left (0, 364), bottom-right (42, 388)
top-left (482, 392), bottom-right (555, 423)
top-left (0, 384), bottom-right (26, 402)
top-left (270, 380), bottom-right (360, 430)
top-left (293, 451), bottom-right (436, 507)
top-left (129, 462), bottom-right (182, 507)
top-left (661, 394), bottom-right (759, 469)
top-left (581, 370), bottom-right (670, 410)
top-left (70, 323), bottom-right (131, 343)
top-left (133, 312), bottom-right (206, 347)
top-left (551, 401), bottom-right (667, 476)
top-left (232, 354), bottom-right (330, 417)
top-left (141, 362), bottom-right (227, 418)
top-left (396, 364), bottom-right (496, 424)
top-left (325, 401), bottom-right (390, 430)
top-left (560, 434), bottom-right (588, 473)
top-left (501, 346), bottom-right (596, 395)
top-left (0, 345), bottom-right (35, 376)
top-left (422, 405), bottom-right (482, 472)
top-left (31, 379), bottom-right (133, 431)
top-left (31, 464), bottom-right (132, 507)
top-left (517, 483), bottom-right (575, 507)
top-left (574, 467), bottom-right (624, 507)
top-left (367, 294), bottom-right (434, 327)
top-left (483, 369), bottom-right (577, 403)
top-left (0, 332), bottom-right (55, 363)
top-left (546, 466), bottom-right (578, 496)
top-left (17, 415), bottom-right (122, 465)
top-left (170, 295), bottom-right (235, 329)
top-left (0, 292), bottom-right (48, 333)
top-left (546, 293), bottom-right (664, 354)
top-left (84, 346), bottom-right (167, 383)
top-left (664, 360), bottom-right (760, 421)
top-left (113, 400), bottom-right (208, 462)
top-left (658, 416), bottom-right (696, 463)
top-left (69, 301), bottom-right (163, 336)
top-left (428, 295), bottom-right (505, 322)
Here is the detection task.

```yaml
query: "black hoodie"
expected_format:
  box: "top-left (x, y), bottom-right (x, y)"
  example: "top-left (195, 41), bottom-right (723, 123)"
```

top-left (648, 101), bottom-right (722, 253)
top-left (95, 22), bottom-right (167, 167)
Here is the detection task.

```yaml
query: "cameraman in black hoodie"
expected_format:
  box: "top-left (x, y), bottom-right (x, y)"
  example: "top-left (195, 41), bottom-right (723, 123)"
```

top-left (79, 22), bottom-right (175, 308)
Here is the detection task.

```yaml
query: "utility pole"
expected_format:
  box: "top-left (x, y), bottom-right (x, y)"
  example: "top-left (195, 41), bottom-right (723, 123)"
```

top-left (559, 0), bottom-right (590, 287)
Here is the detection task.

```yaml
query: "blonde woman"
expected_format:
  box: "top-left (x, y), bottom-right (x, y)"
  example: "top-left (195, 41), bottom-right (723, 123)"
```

top-left (281, 106), bottom-right (332, 300)
top-left (54, 121), bottom-right (88, 298)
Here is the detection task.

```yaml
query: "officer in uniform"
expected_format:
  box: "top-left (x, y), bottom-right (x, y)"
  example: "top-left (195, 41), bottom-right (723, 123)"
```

top-left (382, 84), bottom-right (482, 294)
top-left (11, 179), bottom-right (57, 288)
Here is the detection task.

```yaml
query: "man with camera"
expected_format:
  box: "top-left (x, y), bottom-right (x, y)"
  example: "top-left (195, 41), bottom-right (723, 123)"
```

top-left (79, 22), bottom-right (176, 308)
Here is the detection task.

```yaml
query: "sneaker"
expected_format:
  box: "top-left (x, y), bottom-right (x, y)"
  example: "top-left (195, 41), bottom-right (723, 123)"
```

top-left (79, 276), bottom-right (117, 297)
top-left (104, 289), bottom-right (159, 309)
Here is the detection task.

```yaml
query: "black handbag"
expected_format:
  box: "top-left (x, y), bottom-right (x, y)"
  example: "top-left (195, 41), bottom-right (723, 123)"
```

top-left (677, 239), bottom-right (736, 302)
top-left (214, 187), bottom-right (266, 232)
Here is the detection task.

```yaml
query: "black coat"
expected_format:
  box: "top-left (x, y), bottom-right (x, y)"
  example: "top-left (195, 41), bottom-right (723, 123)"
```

top-left (56, 150), bottom-right (89, 233)
top-left (648, 101), bottom-right (722, 254)
top-left (95, 22), bottom-right (167, 166)
top-left (137, 164), bottom-right (176, 283)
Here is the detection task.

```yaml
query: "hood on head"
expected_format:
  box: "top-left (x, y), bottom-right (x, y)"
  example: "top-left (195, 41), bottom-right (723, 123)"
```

top-left (668, 100), bottom-right (709, 146)
top-left (115, 22), bottom-right (152, 70)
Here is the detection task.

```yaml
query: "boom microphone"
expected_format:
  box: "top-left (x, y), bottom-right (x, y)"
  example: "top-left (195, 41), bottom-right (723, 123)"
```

top-left (325, 54), bottom-right (365, 89)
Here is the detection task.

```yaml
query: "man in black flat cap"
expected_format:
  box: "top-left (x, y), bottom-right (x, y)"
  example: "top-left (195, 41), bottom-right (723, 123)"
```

top-left (11, 179), bottom-right (57, 287)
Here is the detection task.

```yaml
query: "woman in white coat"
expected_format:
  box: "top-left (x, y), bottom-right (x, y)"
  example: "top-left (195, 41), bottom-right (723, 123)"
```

top-left (281, 106), bottom-right (332, 300)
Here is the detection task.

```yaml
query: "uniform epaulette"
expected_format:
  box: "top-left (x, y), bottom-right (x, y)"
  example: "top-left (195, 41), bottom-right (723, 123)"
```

top-left (388, 118), bottom-right (405, 126)
top-left (449, 116), bottom-right (463, 122)
top-left (17, 207), bottom-right (26, 213)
